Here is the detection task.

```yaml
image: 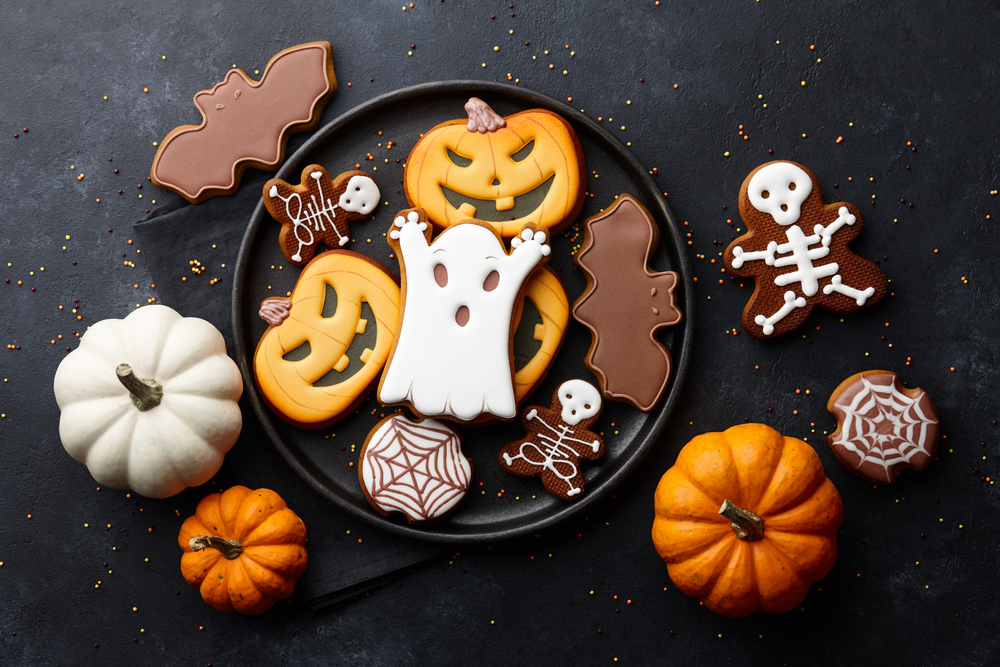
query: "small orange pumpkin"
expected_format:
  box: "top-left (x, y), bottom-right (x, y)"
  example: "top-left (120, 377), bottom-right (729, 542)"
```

top-left (179, 486), bottom-right (307, 614)
top-left (652, 423), bottom-right (843, 618)
top-left (404, 97), bottom-right (585, 237)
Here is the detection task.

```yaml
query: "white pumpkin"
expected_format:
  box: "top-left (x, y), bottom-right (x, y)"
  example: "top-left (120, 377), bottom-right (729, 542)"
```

top-left (53, 305), bottom-right (243, 498)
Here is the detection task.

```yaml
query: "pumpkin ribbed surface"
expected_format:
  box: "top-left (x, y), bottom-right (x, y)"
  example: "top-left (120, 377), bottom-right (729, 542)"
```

top-left (652, 423), bottom-right (843, 618)
top-left (179, 486), bottom-right (307, 614)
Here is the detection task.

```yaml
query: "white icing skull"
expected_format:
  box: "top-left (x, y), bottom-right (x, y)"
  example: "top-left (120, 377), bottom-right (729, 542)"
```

top-left (339, 175), bottom-right (380, 214)
top-left (557, 380), bottom-right (602, 426)
top-left (747, 162), bottom-right (812, 226)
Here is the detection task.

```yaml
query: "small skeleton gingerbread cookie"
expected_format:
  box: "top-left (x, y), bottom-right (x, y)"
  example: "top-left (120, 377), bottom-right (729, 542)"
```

top-left (263, 164), bottom-right (380, 266)
top-left (724, 161), bottom-right (887, 338)
top-left (498, 379), bottom-right (605, 500)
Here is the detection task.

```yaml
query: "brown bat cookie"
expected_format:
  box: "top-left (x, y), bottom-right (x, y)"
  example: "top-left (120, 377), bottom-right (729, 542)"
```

top-left (150, 42), bottom-right (337, 204)
top-left (572, 194), bottom-right (683, 412)
top-left (263, 165), bottom-right (380, 266)
top-left (827, 370), bottom-right (939, 484)
top-left (724, 160), bottom-right (887, 338)
top-left (498, 380), bottom-right (605, 500)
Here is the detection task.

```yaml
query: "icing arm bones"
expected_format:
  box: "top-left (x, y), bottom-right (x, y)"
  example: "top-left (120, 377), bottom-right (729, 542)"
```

top-left (814, 206), bottom-right (856, 247)
top-left (731, 241), bottom-right (778, 269)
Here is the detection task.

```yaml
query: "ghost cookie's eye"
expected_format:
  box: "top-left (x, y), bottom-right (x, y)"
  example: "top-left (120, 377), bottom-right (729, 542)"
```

top-left (483, 270), bottom-right (500, 292)
top-left (447, 149), bottom-right (473, 168)
top-left (434, 263), bottom-right (448, 287)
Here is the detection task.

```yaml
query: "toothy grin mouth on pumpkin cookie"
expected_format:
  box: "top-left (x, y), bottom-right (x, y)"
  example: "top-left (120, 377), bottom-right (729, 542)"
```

top-left (440, 175), bottom-right (554, 222)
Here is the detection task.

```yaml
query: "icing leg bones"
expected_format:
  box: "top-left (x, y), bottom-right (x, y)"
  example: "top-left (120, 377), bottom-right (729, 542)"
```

top-left (724, 161), bottom-right (887, 338)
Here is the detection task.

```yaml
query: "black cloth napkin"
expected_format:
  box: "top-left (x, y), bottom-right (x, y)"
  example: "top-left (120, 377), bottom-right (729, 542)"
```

top-left (133, 174), bottom-right (445, 610)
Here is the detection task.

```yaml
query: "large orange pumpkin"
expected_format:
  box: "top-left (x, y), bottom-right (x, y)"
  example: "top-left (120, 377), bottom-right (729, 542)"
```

top-left (404, 97), bottom-right (585, 237)
top-left (652, 423), bottom-right (843, 618)
top-left (179, 486), bottom-right (308, 614)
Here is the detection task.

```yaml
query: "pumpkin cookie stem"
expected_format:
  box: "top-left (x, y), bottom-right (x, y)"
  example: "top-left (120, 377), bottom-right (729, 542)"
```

top-left (189, 535), bottom-right (244, 560)
top-left (465, 97), bottom-right (506, 133)
top-left (116, 363), bottom-right (163, 411)
top-left (719, 499), bottom-right (765, 541)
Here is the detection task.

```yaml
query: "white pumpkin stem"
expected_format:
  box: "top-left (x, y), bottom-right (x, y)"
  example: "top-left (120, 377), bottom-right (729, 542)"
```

top-left (116, 363), bottom-right (163, 411)
top-left (719, 499), bottom-right (765, 541)
top-left (189, 535), bottom-right (244, 560)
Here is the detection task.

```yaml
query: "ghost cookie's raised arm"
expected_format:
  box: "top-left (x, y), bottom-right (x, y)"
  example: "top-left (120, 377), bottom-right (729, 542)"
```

top-left (506, 225), bottom-right (552, 284)
top-left (388, 209), bottom-right (433, 264)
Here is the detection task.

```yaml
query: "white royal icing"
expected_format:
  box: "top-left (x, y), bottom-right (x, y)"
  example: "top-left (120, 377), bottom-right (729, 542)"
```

top-left (361, 416), bottom-right (471, 522)
top-left (379, 215), bottom-right (549, 421)
top-left (556, 379), bottom-right (602, 426)
top-left (747, 162), bottom-right (813, 226)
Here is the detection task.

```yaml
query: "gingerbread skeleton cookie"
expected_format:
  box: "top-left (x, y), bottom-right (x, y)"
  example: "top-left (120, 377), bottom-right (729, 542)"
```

top-left (264, 165), bottom-right (380, 266)
top-left (359, 415), bottom-right (472, 524)
top-left (498, 380), bottom-right (605, 500)
top-left (378, 208), bottom-right (551, 422)
top-left (827, 370), bottom-right (939, 483)
top-left (253, 250), bottom-right (400, 429)
top-left (573, 194), bottom-right (683, 412)
top-left (151, 42), bottom-right (337, 204)
top-left (724, 161), bottom-right (887, 338)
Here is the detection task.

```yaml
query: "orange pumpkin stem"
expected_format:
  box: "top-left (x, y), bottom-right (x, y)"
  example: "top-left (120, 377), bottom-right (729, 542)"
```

top-left (718, 499), bottom-right (765, 541)
top-left (116, 363), bottom-right (163, 411)
top-left (464, 97), bottom-right (506, 133)
top-left (189, 535), bottom-right (244, 560)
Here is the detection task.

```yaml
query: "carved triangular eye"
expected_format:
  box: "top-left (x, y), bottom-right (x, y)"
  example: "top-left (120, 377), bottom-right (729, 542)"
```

top-left (510, 140), bottom-right (535, 163)
top-left (447, 149), bottom-right (472, 168)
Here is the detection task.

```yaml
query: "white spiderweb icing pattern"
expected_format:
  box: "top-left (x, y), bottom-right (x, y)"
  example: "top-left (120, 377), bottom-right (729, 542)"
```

top-left (362, 417), bottom-right (471, 521)
top-left (832, 376), bottom-right (936, 476)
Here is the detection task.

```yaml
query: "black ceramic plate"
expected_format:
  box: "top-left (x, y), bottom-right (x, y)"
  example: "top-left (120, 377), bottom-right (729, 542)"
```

top-left (232, 81), bottom-right (694, 543)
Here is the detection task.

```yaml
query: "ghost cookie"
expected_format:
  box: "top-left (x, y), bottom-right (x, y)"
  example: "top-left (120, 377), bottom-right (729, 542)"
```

top-left (378, 208), bottom-right (552, 422)
top-left (264, 165), bottom-right (380, 266)
top-left (827, 370), bottom-right (939, 484)
top-left (253, 250), bottom-right (401, 429)
top-left (573, 194), bottom-right (683, 412)
top-left (724, 161), bottom-right (887, 338)
top-left (404, 97), bottom-right (586, 237)
top-left (498, 380), bottom-right (605, 500)
top-left (359, 415), bottom-right (472, 524)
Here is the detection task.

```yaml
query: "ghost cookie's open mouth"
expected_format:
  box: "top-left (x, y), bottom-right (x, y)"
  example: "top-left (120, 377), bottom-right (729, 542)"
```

top-left (440, 175), bottom-right (555, 223)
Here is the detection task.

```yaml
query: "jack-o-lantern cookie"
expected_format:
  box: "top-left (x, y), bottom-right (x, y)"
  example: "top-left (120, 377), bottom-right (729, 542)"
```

top-left (404, 97), bottom-right (585, 237)
top-left (359, 415), bottom-right (472, 524)
top-left (510, 265), bottom-right (570, 405)
top-left (264, 164), bottom-right (380, 266)
top-left (827, 370), bottom-right (939, 484)
top-left (378, 208), bottom-right (552, 423)
top-left (498, 379), bottom-right (605, 500)
top-left (724, 161), bottom-right (887, 338)
top-left (253, 250), bottom-right (400, 429)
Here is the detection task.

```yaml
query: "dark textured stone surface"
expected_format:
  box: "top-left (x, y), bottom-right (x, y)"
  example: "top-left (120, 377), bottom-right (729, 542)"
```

top-left (1, 1), bottom-right (998, 665)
